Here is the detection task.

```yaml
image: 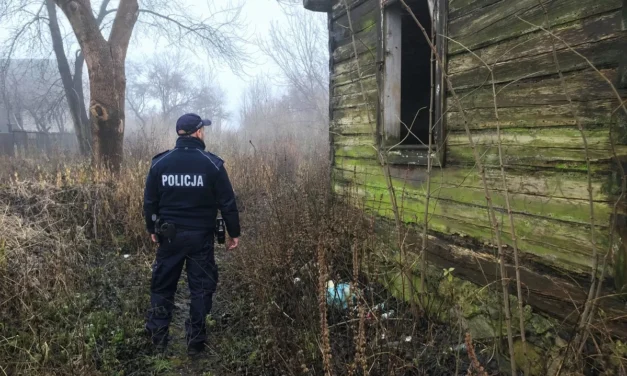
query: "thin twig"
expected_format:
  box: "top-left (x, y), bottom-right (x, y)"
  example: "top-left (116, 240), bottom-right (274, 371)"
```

top-left (481, 31), bottom-right (531, 376)
top-left (441, 40), bottom-right (532, 362)
top-left (530, 3), bottom-right (598, 360)
top-left (515, 15), bottom-right (627, 117)
top-left (399, 2), bottom-right (517, 374)
top-left (419, 12), bottom-right (437, 308)
top-left (341, 0), bottom-right (424, 315)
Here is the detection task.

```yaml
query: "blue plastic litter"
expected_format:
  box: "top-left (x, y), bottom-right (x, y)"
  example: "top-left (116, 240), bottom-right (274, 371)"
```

top-left (326, 281), bottom-right (354, 309)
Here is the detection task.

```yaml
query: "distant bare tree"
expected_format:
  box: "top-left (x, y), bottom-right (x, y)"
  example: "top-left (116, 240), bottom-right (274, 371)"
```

top-left (45, 0), bottom-right (92, 154)
top-left (189, 69), bottom-right (229, 132)
top-left (239, 75), bottom-right (277, 134)
top-left (239, 74), bottom-right (328, 154)
top-left (146, 53), bottom-right (195, 124)
top-left (48, 98), bottom-right (68, 132)
top-left (125, 60), bottom-right (150, 133)
top-left (1, 0), bottom-right (249, 171)
top-left (0, 59), bottom-right (68, 133)
top-left (238, 6), bottom-right (328, 151)
top-left (261, 6), bottom-right (329, 127)
top-left (126, 53), bottom-right (229, 134)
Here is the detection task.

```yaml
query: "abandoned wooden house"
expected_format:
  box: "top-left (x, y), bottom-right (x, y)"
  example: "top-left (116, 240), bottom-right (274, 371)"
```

top-left (304, 0), bottom-right (627, 370)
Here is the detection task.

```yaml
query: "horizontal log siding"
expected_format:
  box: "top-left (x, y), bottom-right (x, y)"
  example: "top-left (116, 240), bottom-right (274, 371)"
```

top-left (328, 0), bottom-right (626, 331)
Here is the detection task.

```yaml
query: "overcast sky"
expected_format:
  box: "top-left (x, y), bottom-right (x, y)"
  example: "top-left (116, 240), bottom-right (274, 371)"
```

top-left (0, 0), bottom-right (303, 128)
top-left (131, 0), bottom-right (294, 125)
top-left (170, 0), bottom-right (290, 122)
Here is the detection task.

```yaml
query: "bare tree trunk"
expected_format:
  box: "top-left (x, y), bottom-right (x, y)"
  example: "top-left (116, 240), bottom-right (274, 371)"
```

top-left (74, 53), bottom-right (90, 139)
top-left (55, 0), bottom-right (138, 171)
top-left (45, 0), bottom-right (91, 155)
top-left (28, 109), bottom-right (49, 133)
top-left (88, 52), bottom-right (127, 170)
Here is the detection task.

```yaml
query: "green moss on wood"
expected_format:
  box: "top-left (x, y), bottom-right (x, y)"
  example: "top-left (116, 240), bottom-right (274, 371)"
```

top-left (448, 0), bottom-right (621, 54)
top-left (334, 180), bottom-right (608, 273)
top-left (447, 100), bottom-right (615, 130)
top-left (448, 11), bottom-right (622, 74)
top-left (450, 35), bottom-right (622, 89)
top-left (360, 15), bottom-right (376, 32)
top-left (336, 166), bottom-right (612, 225)
top-left (334, 159), bottom-right (610, 200)
top-left (333, 76), bottom-right (378, 96)
top-left (332, 30), bottom-right (377, 64)
top-left (447, 143), bottom-right (625, 168)
top-left (332, 57), bottom-right (377, 87)
top-left (514, 340), bottom-right (545, 376)
top-left (332, 109), bottom-right (376, 127)
top-left (448, 126), bottom-right (615, 150)
top-left (614, 232), bottom-right (627, 294)
top-left (451, 69), bottom-right (618, 110)
top-left (449, 0), bottom-right (500, 18)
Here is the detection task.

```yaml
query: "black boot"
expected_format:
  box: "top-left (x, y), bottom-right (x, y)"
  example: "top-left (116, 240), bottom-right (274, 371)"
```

top-left (187, 342), bottom-right (205, 357)
top-left (151, 334), bottom-right (169, 354)
top-left (155, 340), bottom-right (168, 354)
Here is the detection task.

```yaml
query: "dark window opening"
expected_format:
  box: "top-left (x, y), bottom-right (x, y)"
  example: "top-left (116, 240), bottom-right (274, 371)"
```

top-left (400, 0), bottom-right (433, 145)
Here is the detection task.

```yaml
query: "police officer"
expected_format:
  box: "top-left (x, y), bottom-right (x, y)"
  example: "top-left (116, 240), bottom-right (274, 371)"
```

top-left (143, 113), bottom-right (240, 356)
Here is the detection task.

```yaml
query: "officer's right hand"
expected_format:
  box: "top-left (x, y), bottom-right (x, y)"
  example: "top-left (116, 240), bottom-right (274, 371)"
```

top-left (227, 237), bottom-right (239, 251)
top-left (151, 234), bottom-right (158, 243)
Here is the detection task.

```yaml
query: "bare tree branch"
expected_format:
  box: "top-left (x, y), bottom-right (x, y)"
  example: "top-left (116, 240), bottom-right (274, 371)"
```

top-left (260, 7), bottom-right (329, 128)
top-left (2, 0), bottom-right (251, 168)
top-left (126, 53), bottom-right (229, 132)
top-left (135, 0), bottom-right (250, 73)
top-left (108, 0), bottom-right (138, 61)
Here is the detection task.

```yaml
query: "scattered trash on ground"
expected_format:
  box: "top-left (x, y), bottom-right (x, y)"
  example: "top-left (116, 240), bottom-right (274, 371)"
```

top-left (443, 343), bottom-right (468, 355)
top-left (326, 280), bottom-right (354, 309)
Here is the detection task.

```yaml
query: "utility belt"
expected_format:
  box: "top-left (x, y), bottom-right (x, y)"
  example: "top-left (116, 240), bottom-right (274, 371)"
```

top-left (154, 217), bottom-right (177, 243)
top-left (154, 216), bottom-right (226, 245)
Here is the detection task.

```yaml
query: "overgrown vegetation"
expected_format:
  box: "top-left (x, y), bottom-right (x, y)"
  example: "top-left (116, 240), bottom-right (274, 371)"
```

top-left (1, 1), bottom-right (626, 374)
top-left (0, 133), bottom-right (506, 375)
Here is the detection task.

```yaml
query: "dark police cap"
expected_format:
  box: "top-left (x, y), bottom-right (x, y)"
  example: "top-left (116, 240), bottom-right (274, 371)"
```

top-left (176, 113), bottom-right (212, 135)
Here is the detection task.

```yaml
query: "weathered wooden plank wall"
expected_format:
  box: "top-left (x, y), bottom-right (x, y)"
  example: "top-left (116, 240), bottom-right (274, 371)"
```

top-left (327, 0), bottom-right (627, 329)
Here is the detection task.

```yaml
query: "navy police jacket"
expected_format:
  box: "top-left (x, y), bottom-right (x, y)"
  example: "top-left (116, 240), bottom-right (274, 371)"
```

top-left (143, 136), bottom-right (241, 238)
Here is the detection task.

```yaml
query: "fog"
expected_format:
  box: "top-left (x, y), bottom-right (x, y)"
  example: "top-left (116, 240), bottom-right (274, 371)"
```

top-left (0, 0), bottom-right (328, 134)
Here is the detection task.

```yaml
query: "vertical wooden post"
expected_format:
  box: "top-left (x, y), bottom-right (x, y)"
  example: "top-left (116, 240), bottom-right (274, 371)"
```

top-left (7, 119), bottom-right (16, 157)
top-left (434, 0), bottom-right (448, 165)
top-left (618, 0), bottom-right (627, 88)
top-left (383, 5), bottom-right (402, 142)
top-left (613, 0), bottom-right (627, 295)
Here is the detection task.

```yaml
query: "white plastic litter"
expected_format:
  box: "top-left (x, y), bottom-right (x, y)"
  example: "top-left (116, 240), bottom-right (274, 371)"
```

top-left (372, 303), bottom-right (386, 311)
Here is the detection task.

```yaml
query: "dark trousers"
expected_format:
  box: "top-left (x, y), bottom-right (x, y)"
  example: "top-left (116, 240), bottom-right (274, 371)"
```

top-left (145, 230), bottom-right (218, 346)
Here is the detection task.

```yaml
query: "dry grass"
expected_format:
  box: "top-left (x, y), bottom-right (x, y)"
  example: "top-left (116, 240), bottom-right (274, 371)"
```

top-left (0, 132), bottom-right (499, 375)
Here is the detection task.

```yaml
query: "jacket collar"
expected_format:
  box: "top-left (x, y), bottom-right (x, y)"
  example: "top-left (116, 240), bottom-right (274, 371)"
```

top-left (175, 136), bottom-right (206, 150)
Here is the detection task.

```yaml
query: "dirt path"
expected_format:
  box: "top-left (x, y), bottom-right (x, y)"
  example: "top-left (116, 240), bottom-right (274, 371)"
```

top-left (151, 252), bottom-right (253, 376)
